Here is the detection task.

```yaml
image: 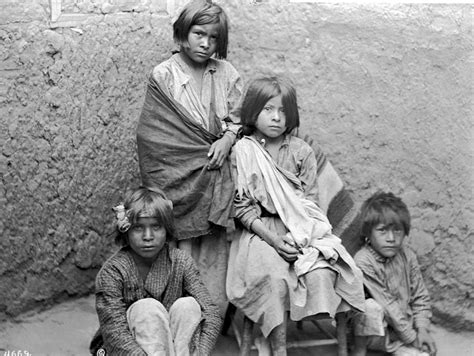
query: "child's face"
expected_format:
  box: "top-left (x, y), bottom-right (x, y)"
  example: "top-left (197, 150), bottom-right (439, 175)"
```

top-left (181, 24), bottom-right (219, 65)
top-left (369, 222), bottom-right (405, 258)
top-left (255, 95), bottom-right (287, 141)
top-left (128, 217), bottom-right (166, 261)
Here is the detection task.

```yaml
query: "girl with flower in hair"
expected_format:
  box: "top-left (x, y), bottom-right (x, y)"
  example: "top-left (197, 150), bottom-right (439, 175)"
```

top-left (90, 186), bottom-right (222, 356)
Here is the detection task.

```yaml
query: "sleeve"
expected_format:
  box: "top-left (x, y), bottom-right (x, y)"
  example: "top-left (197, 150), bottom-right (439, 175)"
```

top-left (231, 151), bottom-right (261, 230)
top-left (407, 249), bottom-right (432, 329)
top-left (152, 63), bottom-right (173, 97)
top-left (95, 263), bottom-right (147, 356)
top-left (182, 255), bottom-right (223, 355)
top-left (223, 63), bottom-right (243, 139)
top-left (355, 252), bottom-right (417, 344)
top-left (296, 140), bottom-right (319, 204)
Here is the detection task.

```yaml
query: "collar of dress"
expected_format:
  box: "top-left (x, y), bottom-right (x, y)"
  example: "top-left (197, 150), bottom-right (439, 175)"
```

top-left (171, 53), bottom-right (218, 87)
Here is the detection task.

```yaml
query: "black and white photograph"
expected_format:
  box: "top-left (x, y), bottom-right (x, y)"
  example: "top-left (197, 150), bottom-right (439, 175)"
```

top-left (0, 0), bottom-right (472, 355)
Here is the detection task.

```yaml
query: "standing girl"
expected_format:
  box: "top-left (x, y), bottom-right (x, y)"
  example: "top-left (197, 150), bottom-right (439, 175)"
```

top-left (136, 0), bottom-right (242, 315)
top-left (226, 76), bottom-right (365, 355)
top-left (90, 187), bottom-right (222, 356)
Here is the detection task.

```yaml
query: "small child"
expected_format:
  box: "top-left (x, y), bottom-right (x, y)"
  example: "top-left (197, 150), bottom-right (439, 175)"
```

top-left (89, 187), bottom-right (222, 356)
top-left (351, 191), bottom-right (437, 356)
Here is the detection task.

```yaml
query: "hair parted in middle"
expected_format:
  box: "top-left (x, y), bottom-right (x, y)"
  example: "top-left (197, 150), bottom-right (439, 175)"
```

top-left (240, 76), bottom-right (300, 137)
top-left (173, 0), bottom-right (229, 59)
top-left (358, 191), bottom-right (411, 243)
top-left (115, 186), bottom-right (176, 246)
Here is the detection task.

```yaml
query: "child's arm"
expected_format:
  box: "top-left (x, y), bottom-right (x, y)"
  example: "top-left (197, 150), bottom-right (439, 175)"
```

top-left (207, 133), bottom-right (234, 170)
top-left (230, 151), bottom-right (298, 261)
top-left (415, 328), bottom-right (437, 355)
top-left (95, 265), bottom-right (147, 356)
top-left (250, 218), bottom-right (299, 262)
top-left (223, 62), bottom-right (243, 138)
top-left (207, 66), bottom-right (242, 170)
top-left (295, 140), bottom-right (319, 204)
top-left (182, 255), bottom-right (222, 355)
top-left (355, 253), bottom-right (418, 345)
top-left (407, 249), bottom-right (437, 354)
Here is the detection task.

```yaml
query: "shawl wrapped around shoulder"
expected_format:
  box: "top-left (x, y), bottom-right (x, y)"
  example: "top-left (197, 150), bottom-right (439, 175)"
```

top-left (136, 75), bottom-right (234, 239)
top-left (234, 136), bottom-right (361, 281)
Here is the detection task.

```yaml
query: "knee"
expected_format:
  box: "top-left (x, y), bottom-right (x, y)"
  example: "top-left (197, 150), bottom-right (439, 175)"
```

top-left (127, 298), bottom-right (168, 325)
top-left (170, 297), bottom-right (201, 320)
top-left (306, 267), bottom-right (337, 286)
top-left (364, 298), bottom-right (383, 314)
top-left (128, 298), bottom-right (167, 316)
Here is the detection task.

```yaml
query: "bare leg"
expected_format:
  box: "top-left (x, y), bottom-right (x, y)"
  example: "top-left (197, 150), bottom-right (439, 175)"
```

top-left (336, 312), bottom-right (348, 356)
top-left (169, 297), bottom-right (202, 356)
top-left (351, 335), bottom-right (367, 356)
top-left (268, 313), bottom-right (287, 356)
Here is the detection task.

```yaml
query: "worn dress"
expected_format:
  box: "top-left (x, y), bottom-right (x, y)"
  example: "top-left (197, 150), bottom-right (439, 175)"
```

top-left (226, 135), bottom-right (365, 337)
top-left (353, 244), bottom-right (432, 354)
top-left (137, 53), bottom-right (243, 314)
top-left (93, 244), bottom-right (222, 356)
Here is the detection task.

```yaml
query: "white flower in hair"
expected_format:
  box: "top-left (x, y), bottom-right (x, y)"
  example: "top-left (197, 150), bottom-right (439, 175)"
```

top-left (113, 203), bottom-right (131, 233)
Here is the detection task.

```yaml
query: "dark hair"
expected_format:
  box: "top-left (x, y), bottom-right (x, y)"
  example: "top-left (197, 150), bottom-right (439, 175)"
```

top-left (173, 0), bottom-right (229, 59)
top-left (359, 191), bottom-right (411, 243)
top-left (240, 76), bottom-right (300, 136)
top-left (115, 186), bottom-right (176, 246)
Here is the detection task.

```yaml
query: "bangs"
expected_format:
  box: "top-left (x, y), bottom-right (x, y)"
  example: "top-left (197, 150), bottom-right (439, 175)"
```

top-left (126, 187), bottom-right (176, 239)
top-left (128, 200), bottom-right (167, 225)
top-left (193, 10), bottom-right (228, 59)
top-left (173, 1), bottom-right (229, 59)
top-left (279, 82), bottom-right (300, 131)
top-left (377, 207), bottom-right (405, 230)
top-left (240, 77), bottom-right (299, 135)
top-left (359, 191), bottom-right (411, 240)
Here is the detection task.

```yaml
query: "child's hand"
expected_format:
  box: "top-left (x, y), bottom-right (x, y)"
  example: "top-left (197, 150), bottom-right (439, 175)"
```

top-left (207, 135), bottom-right (233, 170)
top-left (271, 234), bottom-right (299, 262)
top-left (415, 328), bottom-right (437, 356)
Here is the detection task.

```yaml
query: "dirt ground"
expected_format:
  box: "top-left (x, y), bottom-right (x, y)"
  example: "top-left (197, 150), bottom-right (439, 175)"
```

top-left (0, 295), bottom-right (472, 356)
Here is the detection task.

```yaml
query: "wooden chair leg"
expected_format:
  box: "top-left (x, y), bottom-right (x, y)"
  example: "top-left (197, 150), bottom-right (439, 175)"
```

top-left (241, 315), bottom-right (254, 356)
top-left (336, 312), bottom-right (348, 356)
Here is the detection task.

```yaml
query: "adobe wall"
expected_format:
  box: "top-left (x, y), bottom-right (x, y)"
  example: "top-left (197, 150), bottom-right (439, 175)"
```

top-left (0, 0), bottom-right (472, 330)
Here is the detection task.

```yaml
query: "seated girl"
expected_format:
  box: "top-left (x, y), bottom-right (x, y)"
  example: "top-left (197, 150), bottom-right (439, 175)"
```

top-left (351, 191), bottom-right (437, 356)
top-left (226, 76), bottom-right (365, 355)
top-left (90, 186), bottom-right (222, 356)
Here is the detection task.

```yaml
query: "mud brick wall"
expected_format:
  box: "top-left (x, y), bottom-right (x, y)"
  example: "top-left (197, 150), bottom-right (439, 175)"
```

top-left (0, 0), bottom-right (472, 330)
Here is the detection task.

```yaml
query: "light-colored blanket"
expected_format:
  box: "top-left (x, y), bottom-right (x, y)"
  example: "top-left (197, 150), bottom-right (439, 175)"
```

top-left (234, 136), bottom-right (359, 279)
